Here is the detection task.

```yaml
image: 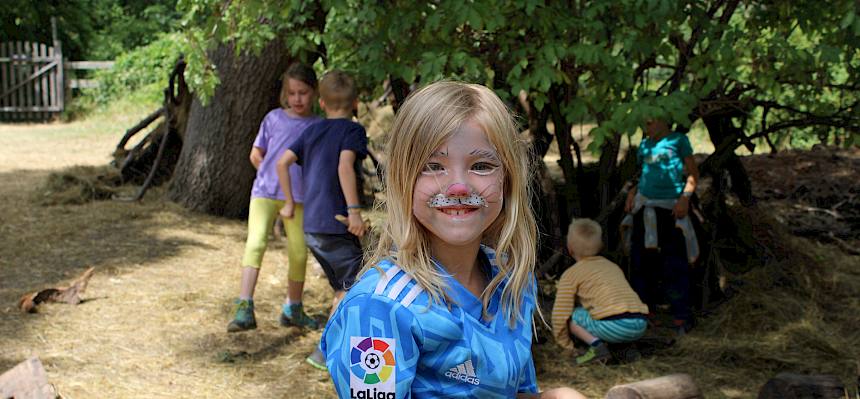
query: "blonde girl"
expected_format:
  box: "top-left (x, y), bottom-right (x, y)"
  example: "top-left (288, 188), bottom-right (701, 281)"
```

top-left (320, 81), bottom-right (584, 399)
top-left (228, 63), bottom-right (322, 332)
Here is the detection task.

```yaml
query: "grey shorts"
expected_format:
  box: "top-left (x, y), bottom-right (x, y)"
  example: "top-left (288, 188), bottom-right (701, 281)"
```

top-left (304, 232), bottom-right (363, 291)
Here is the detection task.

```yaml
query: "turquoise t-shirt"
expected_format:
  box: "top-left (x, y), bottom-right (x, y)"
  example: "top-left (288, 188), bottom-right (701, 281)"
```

top-left (637, 132), bottom-right (693, 199)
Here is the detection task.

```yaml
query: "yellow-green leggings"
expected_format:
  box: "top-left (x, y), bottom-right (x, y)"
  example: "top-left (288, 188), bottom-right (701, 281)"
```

top-left (241, 197), bottom-right (308, 282)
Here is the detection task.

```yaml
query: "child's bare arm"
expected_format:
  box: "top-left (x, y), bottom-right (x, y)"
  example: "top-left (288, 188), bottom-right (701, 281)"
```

top-left (338, 149), bottom-right (366, 237)
top-left (673, 155), bottom-right (699, 218)
top-left (518, 388), bottom-right (588, 399)
top-left (276, 149), bottom-right (298, 218)
top-left (624, 183), bottom-right (638, 213)
top-left (249, 147), bottom-right (265, 170)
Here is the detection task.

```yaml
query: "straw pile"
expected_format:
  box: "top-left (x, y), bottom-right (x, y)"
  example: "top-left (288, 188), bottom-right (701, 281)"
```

top-left (33, 165), bottom-right (122, 205)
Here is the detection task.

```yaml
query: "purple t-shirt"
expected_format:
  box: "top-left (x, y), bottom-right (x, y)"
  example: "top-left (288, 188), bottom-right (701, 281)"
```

top-left (251, 109), bottom-right (321, 202)
top-left (288, 118), bottom-right (368, 234)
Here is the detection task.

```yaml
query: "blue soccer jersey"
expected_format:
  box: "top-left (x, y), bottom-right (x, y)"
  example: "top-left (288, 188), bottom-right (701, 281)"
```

top-left (321, 246), bottom-right (539, 398)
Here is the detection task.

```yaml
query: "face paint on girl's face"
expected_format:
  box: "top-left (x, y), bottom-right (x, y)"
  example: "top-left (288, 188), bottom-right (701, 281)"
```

top-left (426, 190), bottom-right (489, 208)
top-left (412, 120), bottom-right (505, 249)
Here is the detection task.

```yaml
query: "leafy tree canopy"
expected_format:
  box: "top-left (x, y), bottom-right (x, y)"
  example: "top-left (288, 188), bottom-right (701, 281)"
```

top-left (1, 0), bottom-right (181, 60)
top-left (180, 0), bottom-right (859, 155)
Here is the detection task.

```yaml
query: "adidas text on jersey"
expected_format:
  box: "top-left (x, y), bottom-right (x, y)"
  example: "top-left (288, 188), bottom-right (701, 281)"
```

top-left (444, 359), bottom-right (480, 386)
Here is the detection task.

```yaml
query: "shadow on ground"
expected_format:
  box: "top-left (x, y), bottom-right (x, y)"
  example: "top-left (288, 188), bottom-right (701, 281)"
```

top-left (0, 169), bottom-right (233, 343)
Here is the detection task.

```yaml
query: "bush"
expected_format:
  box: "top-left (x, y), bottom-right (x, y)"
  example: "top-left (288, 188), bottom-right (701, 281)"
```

top-left (76, 33), bottom-right (189, 112)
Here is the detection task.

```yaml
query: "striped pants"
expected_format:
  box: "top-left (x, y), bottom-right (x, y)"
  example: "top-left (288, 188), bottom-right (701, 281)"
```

top-left (571, 307), bottom-right (646, 343)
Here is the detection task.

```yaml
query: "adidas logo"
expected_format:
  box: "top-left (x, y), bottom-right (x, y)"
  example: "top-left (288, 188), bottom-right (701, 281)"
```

top-left (444, 359), bottom-right (480, 386)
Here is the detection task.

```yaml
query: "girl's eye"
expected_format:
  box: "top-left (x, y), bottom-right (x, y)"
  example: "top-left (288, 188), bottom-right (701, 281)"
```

top-left (470, 162), bottom-right (499, 175)
top-left (421, 162), bottom-right (446, 175)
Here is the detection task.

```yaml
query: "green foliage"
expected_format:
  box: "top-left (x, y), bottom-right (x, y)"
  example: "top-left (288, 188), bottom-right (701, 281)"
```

top-left (178, 0), bottom-right (860, 150)
top-left (177, 0), bottom-right (324, 103)
top-left (77, 33), bottom-right (189, 110)
top-left (1, 0), bottom-right (181, 60)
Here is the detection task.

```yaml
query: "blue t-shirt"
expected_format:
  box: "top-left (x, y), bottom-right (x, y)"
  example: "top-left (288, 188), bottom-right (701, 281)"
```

top-left (321, 246), bottom-right (539, 398)
top-left (637, 132), bottom-right (693, 199)
top-left (251, 109), bottom-right (321, 201)
top-left (288, 118), bottom-right (368, 234)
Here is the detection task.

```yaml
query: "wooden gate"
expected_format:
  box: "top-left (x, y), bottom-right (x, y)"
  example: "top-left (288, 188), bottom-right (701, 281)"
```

top-left (0, 40), bottom-right (64, 121)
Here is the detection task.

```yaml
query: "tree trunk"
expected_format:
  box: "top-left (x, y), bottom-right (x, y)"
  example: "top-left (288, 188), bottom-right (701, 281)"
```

top-left (549, 85), bottom-right (581, 219)
top-left (168, 40), bottom-right (290, 218)
top-left (700, 114), bottom-right (754, 206)
top-left (597, 130), bottom-right (622, 210)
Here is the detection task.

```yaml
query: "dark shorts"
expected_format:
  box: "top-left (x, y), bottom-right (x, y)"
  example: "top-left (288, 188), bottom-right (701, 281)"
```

top-left (304, 232), bottom-right (363, 291)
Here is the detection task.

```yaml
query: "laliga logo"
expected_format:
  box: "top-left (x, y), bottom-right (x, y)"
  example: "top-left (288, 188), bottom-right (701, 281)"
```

top-left (349, 337), bottom-right (396, 399)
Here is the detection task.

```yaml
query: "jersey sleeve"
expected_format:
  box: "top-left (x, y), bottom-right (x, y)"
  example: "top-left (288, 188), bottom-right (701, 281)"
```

top-left (322, 291), bottom-right (422, 399)
top-left (252, 113), bottom-right (270, 150)
top-left (678, 133), bottom-right (693, 158)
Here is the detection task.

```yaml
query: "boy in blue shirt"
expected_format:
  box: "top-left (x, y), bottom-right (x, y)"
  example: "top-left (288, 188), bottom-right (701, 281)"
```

top-left (277, 70), bottom-right (369, 369)
top-left (623, 118), bottom-right (699, 335)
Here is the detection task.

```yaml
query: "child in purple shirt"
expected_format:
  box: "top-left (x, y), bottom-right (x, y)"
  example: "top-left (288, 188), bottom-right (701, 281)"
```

top-left (227, 63), bottom-right (323, 333)
top-left (277, 70), bottom-right (368, 370)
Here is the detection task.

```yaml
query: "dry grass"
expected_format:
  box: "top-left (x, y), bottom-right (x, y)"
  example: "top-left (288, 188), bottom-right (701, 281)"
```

top-left (0, 107), bottom-right (338, 398)
top-left (1, 107), bottom-right (858, 398)
top-left (536, 205), bottom-right (860, 398)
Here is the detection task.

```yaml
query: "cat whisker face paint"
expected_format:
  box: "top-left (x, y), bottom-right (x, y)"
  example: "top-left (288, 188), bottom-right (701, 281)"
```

top-left (427, 192), bottom-right (489, 208)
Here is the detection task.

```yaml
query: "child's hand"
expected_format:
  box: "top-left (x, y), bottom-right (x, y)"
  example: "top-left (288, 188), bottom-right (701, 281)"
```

top-left (280, 202), bottom-right (295, 218)
top-left (673, 196), bottom-right (689, 219)
top-left (624, 191), bottom-right (636, 213)
top-left (347, 211), bottom-right (367, 238)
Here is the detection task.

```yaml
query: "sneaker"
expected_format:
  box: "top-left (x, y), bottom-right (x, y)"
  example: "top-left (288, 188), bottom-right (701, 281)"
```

top-left (306, 347), bottom-right (327, 371)
top-left (227, 299), bottom-right (257, 332)
top-left (279, 303), bottom-right (320, 330)
top-left (575, 342), bottom-right (611, 365)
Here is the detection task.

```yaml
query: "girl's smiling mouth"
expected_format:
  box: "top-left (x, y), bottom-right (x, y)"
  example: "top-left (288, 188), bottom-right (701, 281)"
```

top-left (437, 206), bottom-right (480, 217)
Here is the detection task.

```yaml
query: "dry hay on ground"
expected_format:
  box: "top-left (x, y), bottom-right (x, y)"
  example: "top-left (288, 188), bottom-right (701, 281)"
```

top-left (742, 147), bottom-right (860, 247)
top-left (537, 147), bottom-right (860, 397)
top-left (535, 202), bottom-right (860, 397)
top-left (3, 122), bottom-right (859, 398)
top-left (32, 165), bottom-right (123, 205)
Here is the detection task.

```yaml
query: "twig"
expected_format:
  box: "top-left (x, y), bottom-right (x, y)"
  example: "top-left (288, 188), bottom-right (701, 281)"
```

top-left (792, 204), bottom-right (842, 219)
top-left (114, 108), bottom-right (164, 153)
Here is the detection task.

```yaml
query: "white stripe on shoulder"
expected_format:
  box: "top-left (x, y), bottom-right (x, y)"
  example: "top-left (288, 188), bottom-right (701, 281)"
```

top-left (400, 284), bottom-right (424, 307)
top-left (374, 265), bottom-right (402, 295)
top-left (386, 273), bottom-right (412, 301)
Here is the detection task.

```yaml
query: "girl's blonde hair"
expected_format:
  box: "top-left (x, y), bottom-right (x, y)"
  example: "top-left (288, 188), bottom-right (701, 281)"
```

top-left (368, 81), bottom-right (537, 327)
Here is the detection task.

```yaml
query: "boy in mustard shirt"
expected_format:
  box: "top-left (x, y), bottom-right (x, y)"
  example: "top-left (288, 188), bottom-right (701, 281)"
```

top-left (551, 218), bottom-right (649, 365)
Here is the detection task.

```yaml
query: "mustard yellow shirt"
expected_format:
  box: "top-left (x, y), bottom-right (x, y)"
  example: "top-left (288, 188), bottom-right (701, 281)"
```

top-left (550, 256), bottom-right (648, 348)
